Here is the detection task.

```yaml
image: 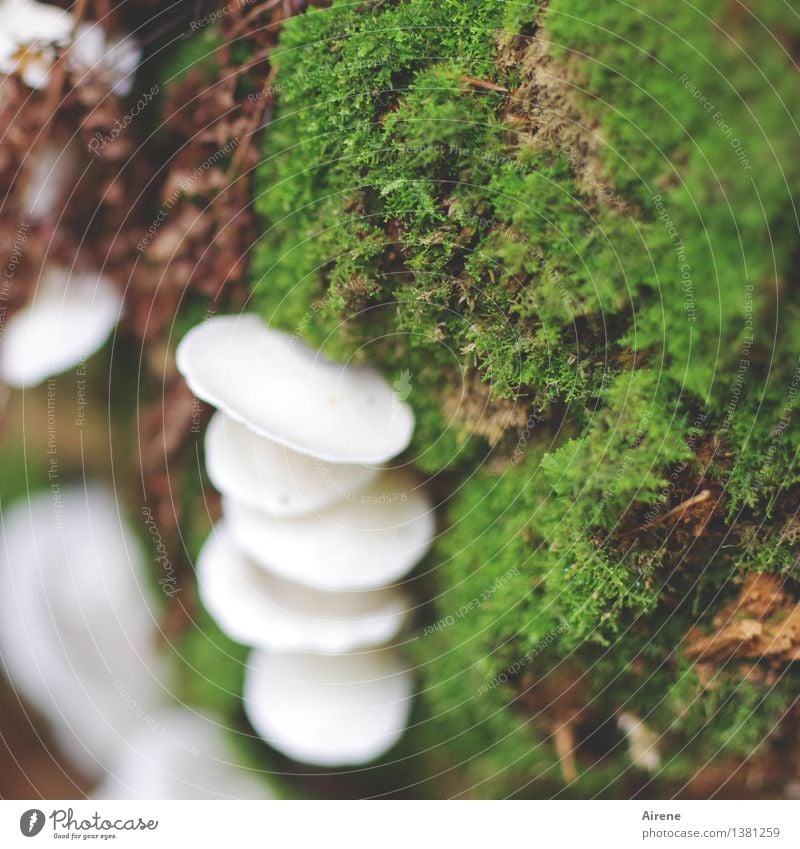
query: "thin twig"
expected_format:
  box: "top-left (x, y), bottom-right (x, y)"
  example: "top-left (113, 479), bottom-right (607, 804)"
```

top-left (463, 75), bottom-right (509, 94)
top-left (618, 489), bottom-right (713, 538)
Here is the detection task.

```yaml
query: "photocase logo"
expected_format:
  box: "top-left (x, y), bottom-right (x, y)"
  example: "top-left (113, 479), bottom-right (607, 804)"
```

top-left (19, 809), bottom-right (45, 837)
top-left (14, 807), bottom-right (159, 839)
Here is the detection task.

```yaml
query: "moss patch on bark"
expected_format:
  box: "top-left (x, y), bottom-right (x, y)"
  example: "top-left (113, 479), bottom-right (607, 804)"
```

top-left (165, 0), bottom-right (800, 796)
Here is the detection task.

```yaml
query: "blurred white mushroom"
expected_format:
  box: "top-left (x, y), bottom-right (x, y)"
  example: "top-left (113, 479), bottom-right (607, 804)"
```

top-left (94, 707), bottom-right (272, 800)
top-left (244, 648), bottom-right (413, 766)
top-left (0, 484), bottom-right (165, 779)
top-left (0, 264), bottom-right (121, 388)
top-left (617, 712), bottom-right (661, 773)
top-left (176, 315), bottom-right (414, 464)
top-left (0, 0), bottom-right (73, 89)
top-left (198, 523), bottom-right (410, 654)
top-left (224, 468), bottom-right (435, 591)
top-left (22, 141), bottom-right (76, 221)
top-left (69, 22), bottom-right (140, 97)
top-left (205, 411), bottom-right (378, 517)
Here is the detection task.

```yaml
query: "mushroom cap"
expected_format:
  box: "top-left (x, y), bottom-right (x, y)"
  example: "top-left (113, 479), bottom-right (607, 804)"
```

top-left (70, 23), bottom-right (141, 97)
top-left (244, 648), bottom-right (413, 766)
top-left (197, 523), bottom-right (410, 653)
top-left (175, 314), bottom-right (414, 464)
top-left (94, 707), bottom-right (271, 800)
top-left (3, 0), bottom-right (73, 44)
top-left (224, 468), bottom-right (435, 591)
top-left (205, 411), bottom-right (379, 517)
top-left (0, 265), bottom-right (121, 388)
top-left (0, 485), bottom-right (164, 778)
top-left (0, 0), bottom-right (73, 89)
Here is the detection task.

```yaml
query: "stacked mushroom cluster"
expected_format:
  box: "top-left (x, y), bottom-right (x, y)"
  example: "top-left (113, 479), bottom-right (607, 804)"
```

top-left (177, 314), bottom-right (434, 766)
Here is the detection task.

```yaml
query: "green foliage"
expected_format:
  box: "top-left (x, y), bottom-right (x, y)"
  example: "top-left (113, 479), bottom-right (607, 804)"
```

top-left (160, 26), bottom-right (223, 87)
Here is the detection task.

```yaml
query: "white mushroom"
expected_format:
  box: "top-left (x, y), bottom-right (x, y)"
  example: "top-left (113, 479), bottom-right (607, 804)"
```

top-left (0, 265), bottom-right (121, 388)
top-left (0, 0), bottom-right (73, 89)
top-left (617, 712), bottom-right (661, 773)
top-left (0, 484), bottom-right (165, 778)
top-left (224, 468), bottom-right (435, 591)
top-left (69, 22), bottom-right (140, 97)
top-left (177, 312), bottom-right (429, 766)
top-left (244, 648), bottom-right (413, 766)
top-left (205, 411), bottom-right (379, 517)
top-left (94, 707), bottom-right (272, 800)
top-left (176, 314), bottom-right (414, 464)
top-left (22, 141), bottom-right (76, 221)
top-left (197, 523), bottom-right (410, 654)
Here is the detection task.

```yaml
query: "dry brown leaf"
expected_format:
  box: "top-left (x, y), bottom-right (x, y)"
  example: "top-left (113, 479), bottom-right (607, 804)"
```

top-left (685, 573), bottom-right (800, 664)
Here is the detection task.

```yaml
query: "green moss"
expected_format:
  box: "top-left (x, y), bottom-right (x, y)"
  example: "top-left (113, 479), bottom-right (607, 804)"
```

top-left (542, 369), bottom-right (692, 528)
top-left (547, 0), bottom-right (800, 399)
top-left (160, 0), bottom-right (800, 796)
